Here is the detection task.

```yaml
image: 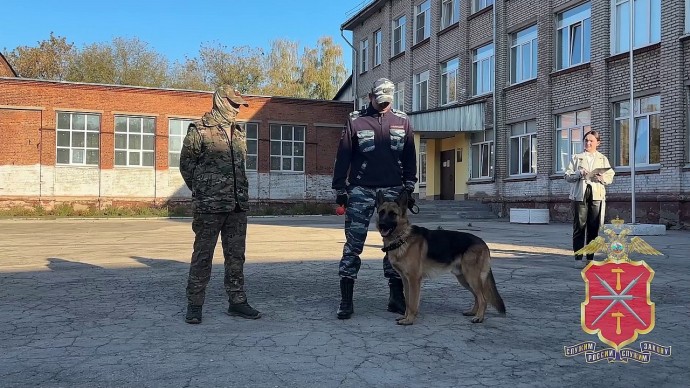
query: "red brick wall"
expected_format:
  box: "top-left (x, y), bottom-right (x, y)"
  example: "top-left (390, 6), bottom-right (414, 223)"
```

top-left (0, 78), bottom-right (351, 175)
top-left (0, 54), bottom-right (16, 77)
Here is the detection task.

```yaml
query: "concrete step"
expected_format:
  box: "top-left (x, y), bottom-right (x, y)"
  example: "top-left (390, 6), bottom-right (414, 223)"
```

top-left (413, 200), bottom-right (498, 220)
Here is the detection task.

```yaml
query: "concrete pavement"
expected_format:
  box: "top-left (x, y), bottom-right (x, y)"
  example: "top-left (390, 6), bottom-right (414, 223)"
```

top-left (0, 215), bottom-right (688, 387)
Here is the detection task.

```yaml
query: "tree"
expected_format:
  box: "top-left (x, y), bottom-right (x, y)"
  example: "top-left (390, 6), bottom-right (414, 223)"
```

top-left (4, 32), bottom-right (74, 80)
top-left (167, 57), bottom-right (211, 91)
top-left (199, 43), bottom-right (264, 93)
top-left (261, 39), bottom-right (305, 97)
top-left (111, 37), bottom-right (168, 87)
top-left (301, 36), bottom-right (348, 100)
top-left (66, 42), bottom-right (117, 84)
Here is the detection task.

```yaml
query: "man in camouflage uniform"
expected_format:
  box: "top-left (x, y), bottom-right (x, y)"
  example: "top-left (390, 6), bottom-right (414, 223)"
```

top-left (332, 78), bottom-right (418, 319)
top-left (180, 85), bottom-right (261, 324)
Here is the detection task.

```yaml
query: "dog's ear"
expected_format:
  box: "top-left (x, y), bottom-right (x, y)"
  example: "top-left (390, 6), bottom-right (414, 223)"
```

top-left (396, 189), bottom-right (409, 211)
top-left (376, 190), bottom-right (386, 208)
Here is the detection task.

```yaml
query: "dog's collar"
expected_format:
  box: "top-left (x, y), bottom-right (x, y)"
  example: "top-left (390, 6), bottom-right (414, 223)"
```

top-left (382, 237), bottom-right (407, 252)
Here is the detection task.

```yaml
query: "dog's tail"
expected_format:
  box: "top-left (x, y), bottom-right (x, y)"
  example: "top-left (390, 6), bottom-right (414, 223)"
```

top-left (485, 269), bottom-right (506, 314)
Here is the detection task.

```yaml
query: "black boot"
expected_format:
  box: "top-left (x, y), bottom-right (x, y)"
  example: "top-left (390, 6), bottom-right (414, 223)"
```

top-left (185, 304), bottom-right (203, 324)
top-left (387, 278), bottom-right (406, 314)
top-left (337, 278), bottom-right (354, 319)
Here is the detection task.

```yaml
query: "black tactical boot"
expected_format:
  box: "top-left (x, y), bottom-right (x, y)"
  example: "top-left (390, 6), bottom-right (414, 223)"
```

top-left (185, 304), bottom-right (203, 324)
top-left (337, 278), bottom-right (354, 319)
top-left (227, 302), bottom-right (262, 319)
top-left (387, 278), bottom-right (406, 314)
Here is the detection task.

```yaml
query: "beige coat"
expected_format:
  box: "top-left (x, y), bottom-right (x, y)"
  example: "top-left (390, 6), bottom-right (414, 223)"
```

top-left (564, 151), bottom-right (615, 226)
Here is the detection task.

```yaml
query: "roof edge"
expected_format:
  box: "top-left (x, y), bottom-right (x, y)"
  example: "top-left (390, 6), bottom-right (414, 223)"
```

top-left (0, 52), bottom-right (18, 77)
top-left (341, 0), bottom-right (387, 31)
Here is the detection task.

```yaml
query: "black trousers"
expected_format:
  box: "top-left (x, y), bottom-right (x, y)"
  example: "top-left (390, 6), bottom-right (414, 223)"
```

top-left (572, 185), bottom-right (602, 261)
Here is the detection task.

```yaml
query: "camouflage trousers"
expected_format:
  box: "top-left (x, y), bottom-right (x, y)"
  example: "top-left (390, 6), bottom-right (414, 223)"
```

top-left (186, 211), bottom-right (248, 306)
top-left (339, 185), bottom-right (403, 280)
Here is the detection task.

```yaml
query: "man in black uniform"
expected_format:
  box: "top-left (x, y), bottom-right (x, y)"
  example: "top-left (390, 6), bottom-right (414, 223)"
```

top-left (332, 78), bottom-right (418, 319)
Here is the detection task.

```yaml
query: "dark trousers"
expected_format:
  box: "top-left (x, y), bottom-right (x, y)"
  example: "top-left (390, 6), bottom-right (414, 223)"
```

top-left (186, 211), bottom-right (248, 306)
top-left (572, 185), bottom-right (602, 260)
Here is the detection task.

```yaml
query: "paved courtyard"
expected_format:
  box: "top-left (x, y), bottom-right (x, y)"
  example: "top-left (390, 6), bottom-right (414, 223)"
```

top-left (0, 215), bottom-right (688, 387)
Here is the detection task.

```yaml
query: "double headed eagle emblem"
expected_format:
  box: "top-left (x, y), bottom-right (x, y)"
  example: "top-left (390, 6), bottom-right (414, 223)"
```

top-left (575, 218), bottom-right (663, 261)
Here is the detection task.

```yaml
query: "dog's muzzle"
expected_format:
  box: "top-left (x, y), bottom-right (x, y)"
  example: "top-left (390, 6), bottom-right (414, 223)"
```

top-left (377, 221), bottom-right (397, 237)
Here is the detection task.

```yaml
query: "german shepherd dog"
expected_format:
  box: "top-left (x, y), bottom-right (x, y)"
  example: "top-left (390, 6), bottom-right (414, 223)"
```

top-left (376, 190), bottom-right (506, 325)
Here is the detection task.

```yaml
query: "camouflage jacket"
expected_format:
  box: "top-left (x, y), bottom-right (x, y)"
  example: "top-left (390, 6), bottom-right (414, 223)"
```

top-left (179, 121), bottom-right (249, 213)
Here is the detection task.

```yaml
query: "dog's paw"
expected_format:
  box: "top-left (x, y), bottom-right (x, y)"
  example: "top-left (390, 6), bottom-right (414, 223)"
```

top-left (395, 315), bottom-right (405, 322)
top-left (462, 310), bottom-right (476, 316)
top-left (470, 316), bottom-right (485, 323)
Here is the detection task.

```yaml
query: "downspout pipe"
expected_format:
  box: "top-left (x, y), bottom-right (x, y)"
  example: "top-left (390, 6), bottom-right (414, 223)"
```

top-left (341, 27), bottom-right (357, 111)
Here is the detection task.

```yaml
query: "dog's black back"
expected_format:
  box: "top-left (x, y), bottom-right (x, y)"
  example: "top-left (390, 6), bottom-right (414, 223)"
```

top-left (411, 225), bottom-right (486, 265)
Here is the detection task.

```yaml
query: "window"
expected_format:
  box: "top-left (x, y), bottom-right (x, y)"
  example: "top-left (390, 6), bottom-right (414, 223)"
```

top-left (511, 25), bottom-right (538, 84)
top-left (614, 95), bottom-right (660, 166)
top-left (393, 81), bottom-right (405, 111)
top-left (168, 118), bottom-right (194, 168)
top-left (358, 96), bottom-right (369, 110)
top-left (441, 0), bottom-right (460, 29)
top-left (360, 39), bottom-right (369, 73)
top-left (555, 109), bottom-right (591, 172)
top-left (557, 2), bottom-right (591, 70)
top-left (509, 121), bottom-right (537, 175)
top-left (612, 0), bottom-right (661, 53)
top-left (471, 129), bottom-right (494, 179)
top-left (236, 122), bottom-right (259, 171)
top-left (472, 0), bottom-right (494, 13)
top-left (115, 116), bottom-right (155, 167)
top-left (270, 124), bottom-right (305, 172)
top-left (413, 70), bottom-right (429, 111)
top-left (373, 30), bottom-right (382, 66)
top-left (440, 58), bottom-right (459, 105)
top-left (418, 140), bottom-right (427, 186)
top-left (392, 15), bottom-right (406, 56)
top-left (56, 112), bottom-right (100, 165)
top-left (472, 44), bottom-right (494, 96)
top-left (414, 0), bottom-right (431, 44)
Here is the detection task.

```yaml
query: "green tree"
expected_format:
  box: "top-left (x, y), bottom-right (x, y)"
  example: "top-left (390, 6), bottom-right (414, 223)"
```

top-left (112, 37), bottom-right (168, 87)
top-left (66, 42), bottom-right (117, 84)
top-left (167, 57), bottom-right (211, 91)
top-left (301, 36), bottom-right (348, 100)
top-left (261, 39), bottom-right (305, 97)
top-left (4, 32), bottom-right (74, 80)
top-left (199, 43), bottom-right (264, 93)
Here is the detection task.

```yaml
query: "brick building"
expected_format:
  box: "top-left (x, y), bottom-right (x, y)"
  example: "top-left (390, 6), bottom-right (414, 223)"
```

top-left (342, 0), bottom-right (690, 227)
top-left (0, 67), bottom-right (352, 209)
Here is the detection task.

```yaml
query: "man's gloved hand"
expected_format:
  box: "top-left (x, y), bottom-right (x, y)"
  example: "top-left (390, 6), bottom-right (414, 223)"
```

top-left (336, 193), bottom-right (348, 207)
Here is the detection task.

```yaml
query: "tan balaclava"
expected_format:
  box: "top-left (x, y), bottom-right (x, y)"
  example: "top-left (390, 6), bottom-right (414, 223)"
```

top-left (202, 85), bottom-right (249, 129)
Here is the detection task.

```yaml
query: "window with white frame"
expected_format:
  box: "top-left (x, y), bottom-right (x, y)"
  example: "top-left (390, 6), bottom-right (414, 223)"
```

top-left (56, 112), bottom-right (100, 166)
top-left (168, 118), bottom-right (194, 168)
top-left (472, 0), bottom-right (494, 13)
top-left (373, 30), bottom-right (382, 66)
top-left (360, 39), bottom-right (369, 73)
top-left (614, 95), bottom-right (660, 166)
top-left (612, 0), bottom-right (661, 54)
top-left (471, 129), bottom-right (494, 179)
top-left (441, 0), bottom-right (460, 29)
top-left (557, 2), bottom-right (591, 70)
top-left (392, 15), bottom-right (406, 56)
top-left (555, 109), bottom-right (590, 172)
top-left (472, 43), bottom-right (494, 96)
top-left (413, 70), bottom-right (429, 111)
top-left (270, 124), bottom-right (305, 172)
top-left (511, 25), bottom-right (538, 84)
top-left (358, 96), bottom-right (369, 110)
top-left (239, 122), bottom-right (259, 171)
top-left (440, 58), bottom-right (459, 105)
top-left (115, 116), bottom-right (155, 167)
top-left (414, 0), bottom-right (431, 44)
top-left (418, 140), bottom-right (427, 185)
top-left (393, 81), bottom-right (405, 111)
top-left (509, 121), bottom-right (537, 176)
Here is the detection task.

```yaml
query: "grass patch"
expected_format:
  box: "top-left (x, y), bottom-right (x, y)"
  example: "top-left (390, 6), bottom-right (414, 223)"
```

top-left (0, 202), bottom-right (336, 218)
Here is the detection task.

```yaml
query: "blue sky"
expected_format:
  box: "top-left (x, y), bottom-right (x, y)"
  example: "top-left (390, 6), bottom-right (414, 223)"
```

top-left (0, 0), bottom-right (367, 72)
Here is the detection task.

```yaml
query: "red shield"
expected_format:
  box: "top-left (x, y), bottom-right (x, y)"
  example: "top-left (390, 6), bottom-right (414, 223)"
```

top-left (581, 261), bottom-right (655, 350)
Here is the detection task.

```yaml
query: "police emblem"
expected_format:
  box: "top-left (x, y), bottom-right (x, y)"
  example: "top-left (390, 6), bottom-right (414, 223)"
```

top-left (564, 218), bottom-right (672, 363)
